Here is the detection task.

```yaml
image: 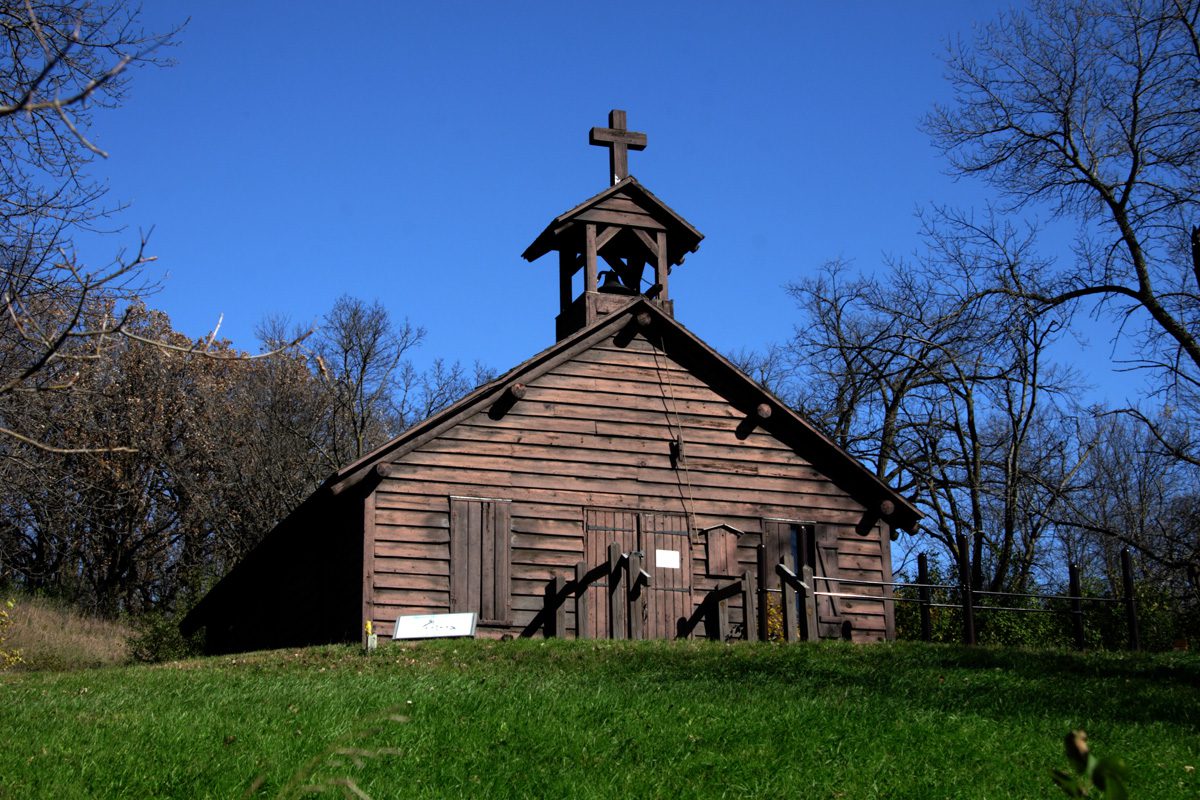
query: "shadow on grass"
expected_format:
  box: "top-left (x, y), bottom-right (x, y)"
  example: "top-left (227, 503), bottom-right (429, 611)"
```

top-left (469, 639), bottom-right (1200, 731)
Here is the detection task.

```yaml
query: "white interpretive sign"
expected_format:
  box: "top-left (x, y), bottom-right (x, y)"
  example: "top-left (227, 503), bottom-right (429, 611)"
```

top-left (392, 612), bottom-right (477, 640)
top-left (655, 549), bottom-right (681, 569)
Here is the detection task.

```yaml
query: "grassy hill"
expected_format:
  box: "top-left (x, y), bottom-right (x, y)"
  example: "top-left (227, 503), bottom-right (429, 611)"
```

top-left (1, 639), bottom-right (1197, 798)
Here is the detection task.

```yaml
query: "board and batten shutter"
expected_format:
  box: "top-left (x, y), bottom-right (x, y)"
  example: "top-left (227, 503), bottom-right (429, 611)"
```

top-left (812, 524), bottom-right (846, 638)
top-left (449, 497), bottom-right (512, 625)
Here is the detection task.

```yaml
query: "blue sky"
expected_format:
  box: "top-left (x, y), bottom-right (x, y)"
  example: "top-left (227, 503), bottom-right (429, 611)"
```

top-left (77, 2), bottom-right (1136, 403)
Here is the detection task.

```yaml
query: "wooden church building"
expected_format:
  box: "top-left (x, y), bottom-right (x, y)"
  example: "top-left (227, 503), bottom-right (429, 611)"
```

top-left (182, 111), bottom-right (919, 652)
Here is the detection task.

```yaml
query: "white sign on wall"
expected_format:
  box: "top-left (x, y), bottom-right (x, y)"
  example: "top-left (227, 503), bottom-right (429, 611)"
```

top-left (655, 549), bottom-right (681, 569)
top-left (392, 612), bottom-right (477, 640)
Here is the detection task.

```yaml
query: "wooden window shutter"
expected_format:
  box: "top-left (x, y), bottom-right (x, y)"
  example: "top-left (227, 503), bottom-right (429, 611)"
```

top-left (449, 497), bottom-right (512, 625)
top-left (701, 524), bottom-right (742, 578)
top-left (762, 519), bottom-right (797, 589)
top-left (812, 524), bottom-right (845, 637)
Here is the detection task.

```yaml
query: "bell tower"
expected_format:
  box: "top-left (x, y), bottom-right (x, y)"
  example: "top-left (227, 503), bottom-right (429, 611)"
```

top-left (522, 110), bottom-right (704, 341)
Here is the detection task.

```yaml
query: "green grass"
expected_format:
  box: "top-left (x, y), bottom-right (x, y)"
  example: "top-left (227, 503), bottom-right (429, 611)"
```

top-left (1, 640), bottom-right (1197, 798)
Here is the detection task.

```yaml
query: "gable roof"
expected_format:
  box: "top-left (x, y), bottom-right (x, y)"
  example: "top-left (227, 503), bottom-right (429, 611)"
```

top-left (185, 298), bottom-right (921, 636)
top-left (521, 176), bottom-right (704, 267)
top-left (324, 297), bottom-right (920, 531)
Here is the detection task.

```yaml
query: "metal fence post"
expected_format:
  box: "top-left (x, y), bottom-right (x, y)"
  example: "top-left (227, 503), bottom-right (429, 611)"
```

top-left (1068, 562), bottom-right (1085, 650)
top-left (918, 552), bottom-right (932, 642)
top-left (1121, 548), bottom-right (1140, 651)
top-left (956, 534), bottom-right (976, 645)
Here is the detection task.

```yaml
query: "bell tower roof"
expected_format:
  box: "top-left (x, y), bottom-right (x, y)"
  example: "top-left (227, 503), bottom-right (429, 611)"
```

top-left (521, 176), bottom-right (703, 266)
top-left (522, 110), bottom-right (704, 341)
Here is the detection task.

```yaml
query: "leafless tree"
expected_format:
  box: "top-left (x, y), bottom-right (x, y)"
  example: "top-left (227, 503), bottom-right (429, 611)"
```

top-left (926, 0), bottom-right (1200, 462)
top-left (0, 0), bottom-right (180, 451)
top-left (310, 296), bottom-right (426, 469)
top-left (783, 217), bottom-right (1081, 593)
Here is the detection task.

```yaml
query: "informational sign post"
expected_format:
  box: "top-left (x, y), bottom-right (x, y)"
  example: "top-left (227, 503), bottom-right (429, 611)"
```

top-left (391, 612), bottom-right (477, 640)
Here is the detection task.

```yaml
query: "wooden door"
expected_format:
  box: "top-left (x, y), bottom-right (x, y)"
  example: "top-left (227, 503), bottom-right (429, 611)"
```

top-left (582, 508), bottom-right (638, 638)
top-left (641, 512), bottom-right (692, 639)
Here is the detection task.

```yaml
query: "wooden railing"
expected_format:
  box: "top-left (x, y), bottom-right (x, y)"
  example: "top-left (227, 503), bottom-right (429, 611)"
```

top-left (531, 534), bottom-right (1140, 649)
top-left (676, 569), bottom-right (760, 641)
top-left (534, 542), bottom-right (651, 640)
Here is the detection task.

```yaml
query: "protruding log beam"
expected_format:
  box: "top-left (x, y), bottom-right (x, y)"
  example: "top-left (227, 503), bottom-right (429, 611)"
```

top-left (614, 311), bottom-right (652, 348)
top-left (735, 402), bottom-right (773, 440)
top-left (856, 498), bottom-right (899, 537)
top-left (487, 382), bottom-right (527, 420)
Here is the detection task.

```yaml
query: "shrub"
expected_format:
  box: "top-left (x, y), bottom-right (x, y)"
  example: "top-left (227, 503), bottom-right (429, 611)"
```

top-left (127, 611), bottom-right (203, 663)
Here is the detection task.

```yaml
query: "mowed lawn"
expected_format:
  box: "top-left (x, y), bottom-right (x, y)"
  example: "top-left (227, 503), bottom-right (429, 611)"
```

top-left (1, 640), bottom-right (1197, 799)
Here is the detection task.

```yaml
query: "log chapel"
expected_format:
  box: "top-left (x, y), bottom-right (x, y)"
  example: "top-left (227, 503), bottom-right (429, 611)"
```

top-left (182, 111), bottom-right (919, 652)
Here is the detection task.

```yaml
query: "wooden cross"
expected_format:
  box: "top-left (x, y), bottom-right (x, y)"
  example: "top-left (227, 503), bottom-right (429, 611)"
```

top-left (589, 109), bottom-right (647, 186)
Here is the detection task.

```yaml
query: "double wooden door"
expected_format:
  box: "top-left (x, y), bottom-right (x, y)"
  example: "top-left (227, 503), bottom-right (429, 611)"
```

top-left (582, 508), bottom-right (692, 639)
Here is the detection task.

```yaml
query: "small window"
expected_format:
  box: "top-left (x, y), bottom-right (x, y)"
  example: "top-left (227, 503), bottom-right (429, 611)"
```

top-left (449, 497), bottom-right (512, 625)
top-left (700, 524), bottom-right (744, 577)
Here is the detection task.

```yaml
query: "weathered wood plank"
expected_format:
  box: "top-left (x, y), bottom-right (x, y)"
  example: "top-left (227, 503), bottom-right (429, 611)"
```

top-left (378, 556), bottom-right (450, 577)
top-left (415, 434), bottom-right (823, 480)
top-left (576, 207), bottom-right (666, 230)
top-left (372, 572), bottom-right (447, 591)
top-left (595, 195), bottom-right (648, 214)
top-left (375, 540), bottom-right (448, 560)
top-left (382, 464), bottom-right (863, 513)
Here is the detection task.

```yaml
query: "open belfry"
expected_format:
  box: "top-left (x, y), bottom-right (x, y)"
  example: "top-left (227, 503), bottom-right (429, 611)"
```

top-left (183, 111), bottom-right (919, 652)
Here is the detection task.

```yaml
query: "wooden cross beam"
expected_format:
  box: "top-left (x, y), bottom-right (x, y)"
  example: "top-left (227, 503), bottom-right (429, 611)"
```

top-left (589, 109), bottom-right (647, 186)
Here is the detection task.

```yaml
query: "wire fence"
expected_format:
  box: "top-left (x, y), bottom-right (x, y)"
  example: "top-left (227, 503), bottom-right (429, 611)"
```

top-left (805, 534), bottom-right (1140, 650)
